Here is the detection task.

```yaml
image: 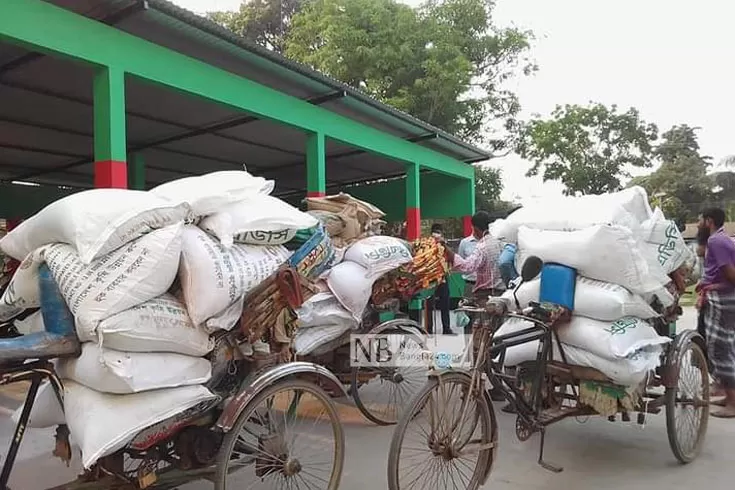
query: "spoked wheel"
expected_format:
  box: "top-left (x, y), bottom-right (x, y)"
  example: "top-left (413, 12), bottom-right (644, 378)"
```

top-left (351, 330), bottom-right (427, 425)
top-left (387, 373), bottom-right (497, 490)
top-left (215, 379), bottom-right (345, 489)
top-left (665, 339), bottom-right (710, 464)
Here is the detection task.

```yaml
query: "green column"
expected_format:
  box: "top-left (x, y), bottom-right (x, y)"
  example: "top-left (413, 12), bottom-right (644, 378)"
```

top-left (467, 169), bottom-right (476, 215)
top-left (93, 66), bottom-right (127, 188)
top-left (306, 132), bottom-right (326, 197)
top-left (406, 162), bottom-right (421, 240)
top-left (128, 153), bottom-right (146, 190)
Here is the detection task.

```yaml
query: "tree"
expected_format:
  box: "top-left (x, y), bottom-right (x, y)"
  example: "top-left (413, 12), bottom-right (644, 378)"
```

top-left (515, 103), bottom-right (659, 196)
top-left (208, 0), bottom-right (304, 52)
top-left (211, 0), bottom-right (535, 148)
top-left (628, 125), bottom-right (714, 224)
top-left (474, 165), bottom-right (504, 211)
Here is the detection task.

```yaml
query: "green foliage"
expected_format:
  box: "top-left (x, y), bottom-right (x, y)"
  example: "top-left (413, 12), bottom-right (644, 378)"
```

top-left (474, 165), bottom-right (501, 209)
top-left (210, 0), bottom-right (535, 147)
top-left (208, 0), bottom-right (304, 52)
top-left (515, 103), bottom-right (659, 196)
top-left (629, 125), bottom-right (713, 224)
top-left (474, 165), bottom-right (512, 212)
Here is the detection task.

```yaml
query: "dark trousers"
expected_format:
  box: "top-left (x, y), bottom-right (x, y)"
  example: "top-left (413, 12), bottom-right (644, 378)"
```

top-left (433, 282), bottom-right (452, 334)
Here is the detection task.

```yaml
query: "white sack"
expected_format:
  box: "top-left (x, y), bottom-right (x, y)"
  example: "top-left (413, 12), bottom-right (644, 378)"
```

top-left (0, 225), bottom-right (183, 334)
top-left (327, 261), bottom-right (376, 321)
top-left (489, 219), bottom-right (514, 241)
top-left (58, 343), bottom-right (211, 395)
top-left (344, 236), bottom-right (412, 278)
top-left (204, 297), bottom-right (245, 333)
top-left (199, 194), bottom-right (318, 247)
top-left (296, 292), bottom-right (358, 329)
top-left (178, 226), bottom-right (291, 325)
top-left (150, 171), bottom-right (274, 217)
top-left (497, 315), bottom-right (668, 361)
top-left (96, 294), bottom-right (214, 356)
top-left (640, 207), bottom-right (693, 274)
top-left (0, 249), bottom-right (44, 321)
top-left (63, 380), bottom-right (216, 469)
top-left (502, 338), bottom-right (661, 387)
top-left (43, 224), bottom-right (184, 341)
top-left (559, 316), bottom-right (669, 359)
top-left (0, 189), bottom-right (189, 263)
top-left (293, 323), bottom-right (354, 355)
top-left (517, 225), bottom-right (667, 295)
top-left (504, 199), bottom-right (640, 244)
top-left (11, 381), bottom-right (65, 429)
top-left (502, 276), bottom-right (658, 321)
top-left (590, 186), bottom-right (653, 224)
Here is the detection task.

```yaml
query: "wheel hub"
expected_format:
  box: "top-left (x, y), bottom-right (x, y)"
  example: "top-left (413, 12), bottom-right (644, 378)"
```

top-left (427, 433), bottom-right (458, 460)
top-left (515, 416), bottom-right (533, 442)
top-left (283, 458), bottom-right (302, 476)
top-left (392, 372), bottom-right (405, 383)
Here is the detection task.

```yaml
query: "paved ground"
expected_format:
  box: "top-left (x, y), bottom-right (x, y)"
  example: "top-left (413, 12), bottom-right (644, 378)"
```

top-left (1, 307), bottom-right (733, 489)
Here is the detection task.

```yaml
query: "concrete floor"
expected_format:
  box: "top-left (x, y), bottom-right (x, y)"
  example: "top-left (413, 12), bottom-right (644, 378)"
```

top-left (2, 307), bottom-right (733, 489)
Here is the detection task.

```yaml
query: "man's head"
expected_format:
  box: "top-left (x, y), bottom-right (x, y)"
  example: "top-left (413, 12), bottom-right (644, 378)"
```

top-left (431, 223), bottom-right (443, 238)
top-left (470, 211), bottom-right (491, 239)
top-left (699, 207), bottom-right (726, 240)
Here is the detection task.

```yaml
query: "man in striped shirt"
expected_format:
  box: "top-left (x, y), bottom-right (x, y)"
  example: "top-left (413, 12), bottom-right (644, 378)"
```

top-left (445, 212), bottom-right (506, 303)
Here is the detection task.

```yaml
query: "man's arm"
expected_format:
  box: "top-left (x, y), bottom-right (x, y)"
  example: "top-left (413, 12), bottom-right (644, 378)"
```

top-left (448, 243), bottom-right (484, 274)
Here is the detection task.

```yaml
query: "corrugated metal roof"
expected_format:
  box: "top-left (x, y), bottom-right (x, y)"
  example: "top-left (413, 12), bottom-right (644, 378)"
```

top-left (142, 0), bottom-right (490, 163)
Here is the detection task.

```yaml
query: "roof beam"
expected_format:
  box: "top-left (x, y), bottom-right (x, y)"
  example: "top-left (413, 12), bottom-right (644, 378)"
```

top-left (0, 0), bottom-right (473, 179)
top-left (128, 90), bottom-right (346, 153)
top-left (0, 0), bottom-right (148, 77)
top-left (256, 133), bottom-right (438, 179)
top-left (0, 79), bottom-right (300, 157)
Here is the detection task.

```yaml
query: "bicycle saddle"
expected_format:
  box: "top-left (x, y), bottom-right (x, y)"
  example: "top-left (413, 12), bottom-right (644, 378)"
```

top-left (0, 264), bottom-right (80, 366)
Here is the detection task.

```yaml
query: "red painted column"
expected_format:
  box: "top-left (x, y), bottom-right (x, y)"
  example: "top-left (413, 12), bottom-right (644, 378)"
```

top-left (93, 66), bottom-right (127, 189)
top-left (405, 162), bottom-right (421, 241)
top-left (462, 215), bottom-right (473, 237)
top-left (406, 207), bottom-right (421, 241)
top-left (94, 161), bottom-right (128, 188)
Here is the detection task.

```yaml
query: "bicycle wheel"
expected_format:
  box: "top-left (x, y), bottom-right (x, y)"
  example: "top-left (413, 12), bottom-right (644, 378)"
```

top-left (352, 330), bottom-right (427, 425)
top-left (215, 379), bottom-right (345, 489)
top-left (387, 373), bottom-right (497, 490)
top-left (665, 338), bottom-right (709, 464)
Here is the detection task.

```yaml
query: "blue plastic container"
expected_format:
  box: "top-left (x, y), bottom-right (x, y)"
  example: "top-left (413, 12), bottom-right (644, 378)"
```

top-left (538, 263), bottom-right (577, 311)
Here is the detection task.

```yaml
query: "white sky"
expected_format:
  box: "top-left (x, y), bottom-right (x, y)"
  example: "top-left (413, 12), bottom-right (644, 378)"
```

top-left (173, 0), bottom-right (735, 204)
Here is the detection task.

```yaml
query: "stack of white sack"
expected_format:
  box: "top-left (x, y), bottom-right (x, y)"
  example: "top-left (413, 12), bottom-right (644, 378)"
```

top-left (293, 235), bottom-right (412, 355)
top-left (499, 277), bottom-right (666, 386)
top-left (495, 187), bottom-right (693, 388)
top-left (0, 171), bottom-right (310, 469)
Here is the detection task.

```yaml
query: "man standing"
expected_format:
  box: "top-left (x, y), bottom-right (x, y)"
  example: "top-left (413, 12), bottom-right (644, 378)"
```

top-left (445, 211), bottom-right (505, 401)
top-left (457, 211), bottom-right (489, 297)
top-left (446, 212), bottom-right (505, 303)
top-left (697, 207), bottom-right (735, 418)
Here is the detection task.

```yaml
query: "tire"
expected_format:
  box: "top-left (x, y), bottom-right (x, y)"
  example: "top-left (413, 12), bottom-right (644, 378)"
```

top-left (665, 340), bottom-right (709, 464)
top-left (351, 329), bottom-right (427, 425)
top-left (215, 379), bottom-right (345, 489)
top-left (387, 373), bottom-right (497, 490)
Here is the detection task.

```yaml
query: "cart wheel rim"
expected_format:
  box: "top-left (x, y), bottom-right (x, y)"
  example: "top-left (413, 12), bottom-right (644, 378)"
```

top-left (667, 340), bottom-right (709, 463)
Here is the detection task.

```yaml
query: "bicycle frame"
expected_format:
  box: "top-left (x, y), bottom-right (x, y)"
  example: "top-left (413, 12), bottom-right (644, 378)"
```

top-left (0, 360), bottom-right (65, 488)
top-left (427, 307), bottom-right (561, 470)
